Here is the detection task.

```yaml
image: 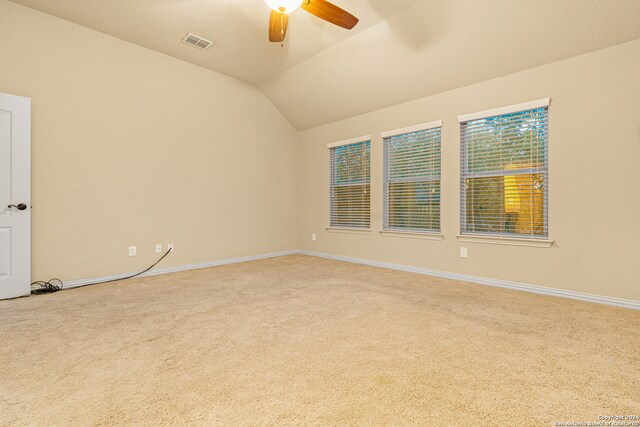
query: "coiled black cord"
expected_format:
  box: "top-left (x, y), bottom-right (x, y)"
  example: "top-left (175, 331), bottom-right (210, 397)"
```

top-left (31, 278), bottom-right (63, 294)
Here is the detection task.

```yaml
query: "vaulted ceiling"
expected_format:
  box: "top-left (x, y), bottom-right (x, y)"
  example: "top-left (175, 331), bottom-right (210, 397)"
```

top-left (9, 0), bottom-right (640, 130)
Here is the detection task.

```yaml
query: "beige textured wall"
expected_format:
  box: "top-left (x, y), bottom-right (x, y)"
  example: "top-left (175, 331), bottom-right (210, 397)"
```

top-left (298, 39), bottom-right (640, 301)
top-left (0, 1), bottom-right (298, 281)
top-left (1, 0), bottom-right (639, 302)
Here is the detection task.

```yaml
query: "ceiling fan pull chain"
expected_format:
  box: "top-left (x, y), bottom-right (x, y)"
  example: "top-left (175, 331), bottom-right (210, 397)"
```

top-left (281, 13), bottom-right (285, 47)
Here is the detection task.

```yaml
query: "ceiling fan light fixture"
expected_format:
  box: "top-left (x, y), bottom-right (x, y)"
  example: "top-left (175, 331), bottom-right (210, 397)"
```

top-left (264, 0), bottom-right (303, 14)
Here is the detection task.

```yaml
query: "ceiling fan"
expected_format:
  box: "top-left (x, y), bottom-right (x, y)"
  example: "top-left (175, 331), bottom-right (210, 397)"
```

top-left (264, 0), bottom-right (359, 43)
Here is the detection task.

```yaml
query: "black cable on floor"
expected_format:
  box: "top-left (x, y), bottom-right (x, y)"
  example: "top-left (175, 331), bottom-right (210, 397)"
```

top-left (31, 278), bottom-right (63, 294)
top-left (30, 248), bottom-right (173, 295)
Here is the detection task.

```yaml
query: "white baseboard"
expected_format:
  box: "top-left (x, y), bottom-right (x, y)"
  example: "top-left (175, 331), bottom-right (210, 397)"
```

top-left (62, 248), bottom-right (640, 311)
top-left (63, 250), bottom-right (299, 290)
top-left (298, 250), bottom-right (640, 311)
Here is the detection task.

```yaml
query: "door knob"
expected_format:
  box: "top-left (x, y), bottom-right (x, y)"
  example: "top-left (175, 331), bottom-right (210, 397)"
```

top-left (7, 203), bottom-right (28, 211)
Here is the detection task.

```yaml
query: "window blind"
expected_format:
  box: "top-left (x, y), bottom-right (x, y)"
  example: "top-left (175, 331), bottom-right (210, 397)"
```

top-left (460, 105), bottom-right (548, 238)
top-left (383, 125), bottom-right (441, 232)
top-left (329, 140), bottom-right (371, 228)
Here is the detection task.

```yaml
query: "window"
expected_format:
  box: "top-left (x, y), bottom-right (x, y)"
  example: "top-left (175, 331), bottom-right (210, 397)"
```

top-left (459, 99), bottom-right (549, 239)
top-left (329, 137), bottom-right (371, 228)
top-left (382, 121), bottom-right (442, 233)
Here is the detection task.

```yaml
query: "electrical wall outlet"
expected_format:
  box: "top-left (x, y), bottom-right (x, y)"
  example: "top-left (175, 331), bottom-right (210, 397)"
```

top-left (312, 233), bottom-right (317, 241)
top-left (129, 246), bottom-right (137, 257)
top-left (168, 243), bottom-right (174, 252)
top-left (155, 244), bottom-right (162, 253)
top-left (460, 247), bottom-right (468, 258)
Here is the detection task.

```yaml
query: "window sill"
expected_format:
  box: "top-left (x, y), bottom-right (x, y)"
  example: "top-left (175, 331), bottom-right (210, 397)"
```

top-left (380, 230), bottom-right (444, 240)
top-left (326, 227), bottom-right (372, 235)
top-left (456, 235), bottom-right (554, 248)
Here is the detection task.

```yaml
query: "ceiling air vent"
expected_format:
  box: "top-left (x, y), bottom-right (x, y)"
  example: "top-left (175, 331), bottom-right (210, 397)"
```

top-left (182, 33), bottom-right (213, 50)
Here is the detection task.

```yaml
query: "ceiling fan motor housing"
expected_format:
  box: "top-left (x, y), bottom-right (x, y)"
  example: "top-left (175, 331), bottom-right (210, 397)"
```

top-left (264, 0), bottom-right (303, 14)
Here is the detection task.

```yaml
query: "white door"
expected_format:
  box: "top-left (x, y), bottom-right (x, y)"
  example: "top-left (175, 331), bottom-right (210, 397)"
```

top-left (0, 93), bottom-right (31, 299)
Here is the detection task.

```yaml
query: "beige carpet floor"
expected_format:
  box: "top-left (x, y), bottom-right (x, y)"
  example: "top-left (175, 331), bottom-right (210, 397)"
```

top-left (1, 255), bottom-right (638, 426)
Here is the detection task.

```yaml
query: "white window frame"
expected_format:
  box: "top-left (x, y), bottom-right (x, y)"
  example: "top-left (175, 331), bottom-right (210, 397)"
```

top-left (381, 120), bottom-right (443, 237)
top-left (457, 99), bottom-right (553, 247)
top-left (327, 135), bottom-right (372, 231)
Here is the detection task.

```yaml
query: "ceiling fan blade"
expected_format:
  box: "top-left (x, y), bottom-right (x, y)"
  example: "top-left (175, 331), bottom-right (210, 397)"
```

top-left (301, 0), bottom-right (359, 30)
top-left (269, 10), bottom-right (289, 42)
